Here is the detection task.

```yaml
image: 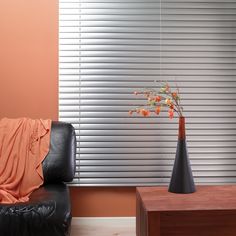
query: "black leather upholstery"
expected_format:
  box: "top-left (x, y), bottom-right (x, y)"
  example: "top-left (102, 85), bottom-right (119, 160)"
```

top-left (43, 121), bottom-right (76, 183)
top-left (0, 121), bottom-right (76, 236)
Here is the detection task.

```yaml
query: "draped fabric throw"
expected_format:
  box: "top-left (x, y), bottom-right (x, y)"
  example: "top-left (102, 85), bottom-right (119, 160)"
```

top-left (0, 118), bottom-right (51, 204)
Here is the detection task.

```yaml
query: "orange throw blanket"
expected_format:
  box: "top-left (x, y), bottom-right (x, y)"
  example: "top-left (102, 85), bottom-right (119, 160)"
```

top-left (0, 118), bottom-right (51, 204)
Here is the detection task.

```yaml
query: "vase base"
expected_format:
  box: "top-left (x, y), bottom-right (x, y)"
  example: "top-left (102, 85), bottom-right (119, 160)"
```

top-left (169, 136), bottom-right (196, 194)
top-left (168, 187), bottom-right (196, 194)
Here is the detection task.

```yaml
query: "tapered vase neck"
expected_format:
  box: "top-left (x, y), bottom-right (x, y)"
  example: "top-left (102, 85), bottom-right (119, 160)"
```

top-left (178, 116), bottom-right (186, 140)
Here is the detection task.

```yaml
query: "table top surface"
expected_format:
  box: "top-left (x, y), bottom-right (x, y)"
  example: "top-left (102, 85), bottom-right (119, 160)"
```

top-left (137, 185), bottom-right (236, 212)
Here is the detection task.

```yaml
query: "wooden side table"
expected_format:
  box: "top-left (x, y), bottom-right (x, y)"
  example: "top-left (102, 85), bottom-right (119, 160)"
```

top-left (136, 186), bottom-right (236, 236)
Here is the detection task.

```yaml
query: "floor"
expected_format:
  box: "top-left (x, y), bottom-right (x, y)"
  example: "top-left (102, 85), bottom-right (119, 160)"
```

top-left (71, 217), bottom-right (136, 236)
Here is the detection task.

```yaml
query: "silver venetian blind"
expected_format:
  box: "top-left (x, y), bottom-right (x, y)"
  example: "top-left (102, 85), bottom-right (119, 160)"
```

top-left (59, 0), bottom-right (236, 186)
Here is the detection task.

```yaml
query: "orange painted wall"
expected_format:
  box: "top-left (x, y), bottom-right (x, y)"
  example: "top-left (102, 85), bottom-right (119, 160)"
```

top-left (70, 187), bottom-right (136, 217)
top-left (0, 0), bottom-right (58, 120)
top-left (0, 0), bottom-right (136, 217)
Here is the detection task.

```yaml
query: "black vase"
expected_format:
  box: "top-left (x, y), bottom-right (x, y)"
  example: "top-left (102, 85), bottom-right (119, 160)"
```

top-left (168, 116), bottom-right (196, 194)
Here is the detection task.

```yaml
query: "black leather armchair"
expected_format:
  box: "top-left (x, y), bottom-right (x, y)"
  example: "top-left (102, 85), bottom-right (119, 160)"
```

top-left (0, 121), bottom-right (76, 236)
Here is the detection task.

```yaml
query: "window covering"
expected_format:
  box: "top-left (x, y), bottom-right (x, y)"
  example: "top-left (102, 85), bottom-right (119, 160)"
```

top-left (59, 0), bottom-right (236, 186)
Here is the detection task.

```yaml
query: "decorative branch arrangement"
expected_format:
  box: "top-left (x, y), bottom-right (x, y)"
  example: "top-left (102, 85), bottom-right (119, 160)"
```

top-left (129, 82), bottom-right (184, 119)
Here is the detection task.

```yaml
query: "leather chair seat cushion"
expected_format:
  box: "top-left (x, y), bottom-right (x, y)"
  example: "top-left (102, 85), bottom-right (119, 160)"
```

top-left (0, 184), bottom-right (71, 236)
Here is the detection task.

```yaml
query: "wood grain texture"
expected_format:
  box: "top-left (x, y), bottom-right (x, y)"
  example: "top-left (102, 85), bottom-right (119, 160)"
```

top-left (136, 186), bottom-right (236, 236)
top-left (136, 191), bottom-right (141, 236)
top-left (147, 212), bottom-right (160, 236)
top-left (71, 217), bottom-right (135, 236)
top-left (137, 185), bottom-right (236, 211)
top-left (161, 210), bottom-right (236, 236)
top-left (137, 190), bottom-right (150, 236)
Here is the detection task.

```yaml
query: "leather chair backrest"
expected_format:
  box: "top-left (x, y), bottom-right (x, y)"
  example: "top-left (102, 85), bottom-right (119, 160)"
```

top-left (42, 121), bottom-right (76, 184)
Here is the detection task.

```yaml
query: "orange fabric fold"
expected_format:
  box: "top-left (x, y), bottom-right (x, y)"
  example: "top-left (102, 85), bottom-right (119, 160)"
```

top-left (0, 117), bottom-right (52, 204)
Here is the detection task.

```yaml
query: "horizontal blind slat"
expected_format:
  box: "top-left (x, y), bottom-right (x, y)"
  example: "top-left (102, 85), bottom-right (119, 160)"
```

top-left (59, 0), bottom-right (236, 186)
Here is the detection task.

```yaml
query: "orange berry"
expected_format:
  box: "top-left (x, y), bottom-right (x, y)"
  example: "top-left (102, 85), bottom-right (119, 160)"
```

top-left (155, 96), bottom-right (161, 102)
top-left (168, 109), bottom-right (174, 119)
top-left (141, 109), bottom-right (150, 117)
top-left (128, 110), bottom-right (133, 115)
top-left (155, 106), bottom-right (161, 115)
